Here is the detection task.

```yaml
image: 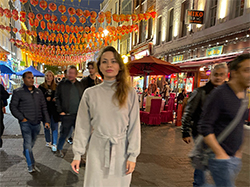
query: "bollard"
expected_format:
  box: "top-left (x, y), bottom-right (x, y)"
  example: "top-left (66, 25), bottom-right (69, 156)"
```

top-left (175, 103), bottom-right (183, 126)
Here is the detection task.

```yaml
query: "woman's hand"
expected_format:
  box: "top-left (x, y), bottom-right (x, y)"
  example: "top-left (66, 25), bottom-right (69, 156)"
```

top-left (71, 160), bottom-right (80, 174)
top-left (126, 160), bottom-right (136, 175)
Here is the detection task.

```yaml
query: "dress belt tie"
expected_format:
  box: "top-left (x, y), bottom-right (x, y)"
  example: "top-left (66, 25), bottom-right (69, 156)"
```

top-left (93, 131), bottom-right (127, 175)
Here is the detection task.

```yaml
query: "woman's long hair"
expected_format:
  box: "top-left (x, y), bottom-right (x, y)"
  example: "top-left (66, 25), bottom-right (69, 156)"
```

top-left (41, 70), bottom-right (57, 90)
top-left (97, 46), bottom-right (131, 108)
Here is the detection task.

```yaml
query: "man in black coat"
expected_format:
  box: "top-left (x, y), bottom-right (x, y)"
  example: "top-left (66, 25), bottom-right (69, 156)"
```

top-left (0, 84), bottom-right (10, 148)
top-left (55, 65), bottom-right (84, 157)
top-left (10, 71), bottom-right (50, 172)
top-left (181, 63), bottom-right (228, 187)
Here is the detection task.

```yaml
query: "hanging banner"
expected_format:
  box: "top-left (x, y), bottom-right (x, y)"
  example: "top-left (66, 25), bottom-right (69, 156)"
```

top-left (173, 55), bottom-right (184, 63)
top-left (206, 46), bottom-right (224, 57)
top-left (186, 10), bottom-right (204, 24)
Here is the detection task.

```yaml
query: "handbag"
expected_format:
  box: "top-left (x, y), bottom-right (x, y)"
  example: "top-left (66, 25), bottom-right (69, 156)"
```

top-left (189, 98), bottom-right (248, 170)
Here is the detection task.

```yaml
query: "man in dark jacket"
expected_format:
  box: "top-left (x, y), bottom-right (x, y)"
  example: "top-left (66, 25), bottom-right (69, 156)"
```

top-left (0, 84), bottom-right (10, 148)
top-left (198, 54), bottom-right (250, 186)
top-left (56, 65), bottom-right (84, 157)
top-left (181, 63), bottom-right (228, 187)
top-left (10, 71), bottom-right (50, 172)
top-left (81, 61), bottom-right (102, 92)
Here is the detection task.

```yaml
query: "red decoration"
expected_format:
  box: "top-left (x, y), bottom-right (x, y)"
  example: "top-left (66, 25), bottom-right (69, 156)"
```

top-left (79, 26), bottom-right (84, 32)
top-left (61, 24), bottom-right (65, 33)
top-left (49, 3), bottom-right (57, 12)
top-left (51, 15), bottom-right (58, 22)
top-left (36, 13), bottom-right (43, 21)
top-left (56, 24), bottom-right (61, 32)
top-left (79, 16), bottom-right (86, 24)
top-left (98, 27), bottom-right (103, 33)
top-left (44, 14), bottom-right (51, 21)
top-left (4, 9), bottom-right (12, 19)
top-left (39, 0), bottom-right (48, 10)
top-left (12, 28), bottom-right (18, 33)
top-left (20, 0), bottom-right (28, 4)
top-left (125, 15), bottom-right (131, 22)
top-left (98, 11), bottom-right (105, 19)
top-left (30, 0), bottom-right (39, 7)
top-left (131, 14), bottom-right (138, 22)
top-left (5, 26), bottom-right (11, 32)
top-left (34, 19), bottom-right (39, 27)
top-left (119, 14), bottom-right (125, 22)
top-left (106, 17), bottom-right (111, 24)
top-left (29, 19), bottom-right (35, 26)
top-left (105, 11), bottom-right (111, 18)
top-left (97, 17), bottom-right (104, 23)
top-left (13, 15), bottom-right (19, 21)
top-left (138, 14), bottom-right (144, 21)
top-left (66, 25), bottom-right (70, 33)
top-left (83, 10), bottom-right (90, 18)
top-left (85, 26), bottom-right (90, 33)
top-left (150, 11), bottom-right (157, 19)
top-left (144, 13), bottom-right (151, 20)
top-left (47, 22), bottom-right (52, 30)
top-left (41, 21), bottom-right (46, 30)
top-left (28, 12), bottom-right (35, 20)
top-left (74, 26), bottom-right (79, 33)
top-left (90, 26), bottom-right (96, 32)
top-left (0, 7), bottom-right (3, 17)
top-left (19, 29), bottom-right (25, 35)
top-left (58, 5), bottom-right (66, 14)
top-left (12, 9), bottom-right (18, 16)
top-left (90, 11), bottom-right (97, 18)
top-left (76, 9), bottom-right (83, 17)
top-left (20, 11), bottom-right (26, 18)
top-left (70, 17), bottom-right (76, 24)
top-left (90, 18), bottom-right (96, 24)
top-left (60, 15), bottom-right (68, 23)
top-left (20, 16), bottom-right (26, 22)
top-left (68, 7), bottom-right (76, 16)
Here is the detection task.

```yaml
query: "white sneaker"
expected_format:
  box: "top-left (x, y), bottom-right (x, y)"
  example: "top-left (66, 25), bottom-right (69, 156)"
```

top-left (51, 145), bottom-right (57, 152)
top-left (45, 142), bottom-right (51, 147)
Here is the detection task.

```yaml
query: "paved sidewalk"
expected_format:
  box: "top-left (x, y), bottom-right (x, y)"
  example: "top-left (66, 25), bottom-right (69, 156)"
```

top-left (1, 120), bottom-right (249, 187)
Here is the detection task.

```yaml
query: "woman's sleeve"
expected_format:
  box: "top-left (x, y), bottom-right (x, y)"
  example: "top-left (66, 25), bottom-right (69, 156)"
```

top-left (127, 89), bottom-right (141, 162)
top-left (72, 91), bottom-right (92, 160)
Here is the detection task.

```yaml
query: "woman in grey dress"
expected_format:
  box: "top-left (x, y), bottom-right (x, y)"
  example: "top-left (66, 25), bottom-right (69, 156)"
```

top-left (71, 46), bottom-right (141, 187)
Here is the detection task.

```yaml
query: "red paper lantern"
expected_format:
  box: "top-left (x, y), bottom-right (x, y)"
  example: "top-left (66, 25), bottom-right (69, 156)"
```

top-left (150, 11), bottom-right (157, 19)
top-left (112, 14), bottom-right (119, 22)
top-left (97, 17), bottom-right (104, 23)
top-left (12, 9), bottom-right (18, 16)
top-left (83, 10), bottom-right (90, 18)
top-left (39, 0), bottom-right (48, 10)
top-left (4, 9), bottom-right (12, 19)
top-left (47, 22), bottom-right (52, 30)
top-left (5, 26), bottom-right (11, 32)
top-left (49, 3), bottom-right (57, 12)
top-left (125, 15), bottom-right (131, 22)
top-left (79, 26), bottom-right (84, 32)
top-left (20, 0), bottom-right (28, 4)
top-left (29, 19), bottom-right (35, 26)
top-left (51, 15), bottom-right (58, 22)
top-left (30, 0), bottom-right (39, 7)
top-left (98, 27), bottom-right (104, 33)
top-left (28, 12), bottom-right (35, 20)
top-left (138, 14), bottom-right (144, 21)
top-left (12, 28), bottom-right (18, 33)
top-left (90, 26), bottom-right (96, 32)
top-left (66, 25), bottom-right (70, 33)
top-left (60, 15), bottom-right (68, 23)
top-left (20, 16), bottom-right (26, 22)
top-left (98, 11), bottom-right (105, 19)
top-left (58, 5), bottom-right (66, 14)
top-left (119, 14), bottom-right (125, 22)
top-left (36, 13), bottom-right (43, 21)
top-left (106, 17), bottom-right (111, 24)
top-left (79, 16), bottom-right (86, 24)
top-left (41, 21), bottom-right (46, 30)
top-left (56, 24), bottom-right (61, 32)
top-left (52, 22), bottom-right (56, 31)
top-left (76, 9), bottom-right (83, 17)
top-left (19, 29), bottom-right (25, 35)
top-left (105, 11), bottom-right (111, 18)
top-left (20, 11), bottom-right (26, 18)
top-left (144, 13), bottom-right (151, 20)
top-left (13, 15), bottom-right (19, 21)
top-left (32, 31), bottom-right (37, 37)
top-left (34, 19), bottom-right (39, 27)
top-left (68, 7), bottom-right (76, 16)
top-left (61, 24), bottom-right (65, 33)
top-left (131, 14), bottom-right (138, 22)
top-left (0, 7), bottom-right (3, 17)
top-left (70, 16), bottom-right (76, 24)
top-left (74, 26), bottom-right (79, 33)
top-left (90, 18), bottom-right (96, 24)
top-left (44, 14), bottom-right (51, 21)
top-left (90, 11), bottom-right (97, 18)
top-left (85, 26), bottom-right (90, 33)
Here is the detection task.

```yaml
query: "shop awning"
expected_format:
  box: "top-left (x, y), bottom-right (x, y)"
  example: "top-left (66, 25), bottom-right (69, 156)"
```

top-left (176, 54), bottom-right (239, 68)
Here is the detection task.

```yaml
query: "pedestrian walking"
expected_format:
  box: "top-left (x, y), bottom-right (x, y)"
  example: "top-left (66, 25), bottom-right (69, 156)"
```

top-left (55, 65), bottom-right (84, 157)
top-left (181, 63), bottom-right (228, 187)
top-left (39, 70), bottom-right (60, 152)
top-left (198, 54), bottom-right (250, 187)
top-left (10, 71), bottom-right (50, 172)
top-left (0, 84), bottom-right (10, 148)
top-left (71, 46), bottom-right (141, 187)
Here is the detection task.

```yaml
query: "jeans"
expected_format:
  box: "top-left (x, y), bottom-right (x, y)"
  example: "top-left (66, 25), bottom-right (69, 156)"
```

top-left (207, 156), bottom-right (242, 187)
top-left (57, 115), bottom-right (76, 150)
top-left (193, 169), bottom-right (206, 187)
top-left (19, 121), bottom-right (41, 167)
top-left (43, 116), bottom-right (58, 145)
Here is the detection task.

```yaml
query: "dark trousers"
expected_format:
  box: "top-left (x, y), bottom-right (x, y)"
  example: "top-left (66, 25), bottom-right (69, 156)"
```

top-left (57, 114), bottom-right (76, 150)
top-left (0, 109), bottom-right (4, 138)
top-left (19, 121), bottom-right (41, 167)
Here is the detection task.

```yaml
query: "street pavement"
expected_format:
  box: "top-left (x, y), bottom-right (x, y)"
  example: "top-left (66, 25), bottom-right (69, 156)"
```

top-left (1, 111), bottom-right (249, 187)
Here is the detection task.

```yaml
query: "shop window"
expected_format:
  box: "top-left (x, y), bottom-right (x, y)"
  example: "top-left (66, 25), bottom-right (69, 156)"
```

top-left (147, 18), bottom-right (153, 39)
top-left (230, 0), bottom-right (245, 19)
top-left (180, 1), bottom-right (188, 37)
top-left (122, 0), bottom-right (132, 14)
top-left (156, 17), bottom-right (162, 45)
top-left (115, 2), bottom-right (118, 14)
top-left (167, 8), bottom-right (174, 42)
top-left (139, 20), bottom-right (147, 43)
top-left (209, 0), bottom-right (217, 27)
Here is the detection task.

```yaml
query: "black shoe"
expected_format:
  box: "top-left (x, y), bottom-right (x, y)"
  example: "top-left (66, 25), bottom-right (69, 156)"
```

top-left (0, 138), bottom-right (2, 148)
top-left (67, 137), bottom-right (73, 145)
top-left (56, 150), bottom-right (64, 158)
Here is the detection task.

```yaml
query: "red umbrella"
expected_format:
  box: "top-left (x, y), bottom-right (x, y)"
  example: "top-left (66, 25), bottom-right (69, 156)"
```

top-left (127, 55), bottom-right (181, 76)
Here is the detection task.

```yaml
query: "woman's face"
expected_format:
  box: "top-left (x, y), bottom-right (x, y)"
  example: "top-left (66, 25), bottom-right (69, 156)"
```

top-left (45, 72), bottom-right (54, 82)
top-left (99, 51), bottom-right (120, 80)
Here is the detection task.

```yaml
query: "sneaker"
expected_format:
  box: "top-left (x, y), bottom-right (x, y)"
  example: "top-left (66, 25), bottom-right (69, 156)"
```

top-left (28, 165), bottom-right (34, 173)
top-left (51, 145), bottom-right (57, 152)
top-left (56, 150), bottom-right (64, 158)
top-left (45, 142), bottom-right (51, 147)
top-left (67, 138), bottom-right (73, 145)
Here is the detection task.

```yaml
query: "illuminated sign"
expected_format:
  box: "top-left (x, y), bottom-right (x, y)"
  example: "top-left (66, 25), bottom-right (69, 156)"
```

top-left (206, 46), bottom-right (223, 57)
top-left (173, 55), bottom-right (184, 63)
top-left (186, 10), bottom-right (204, 24)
